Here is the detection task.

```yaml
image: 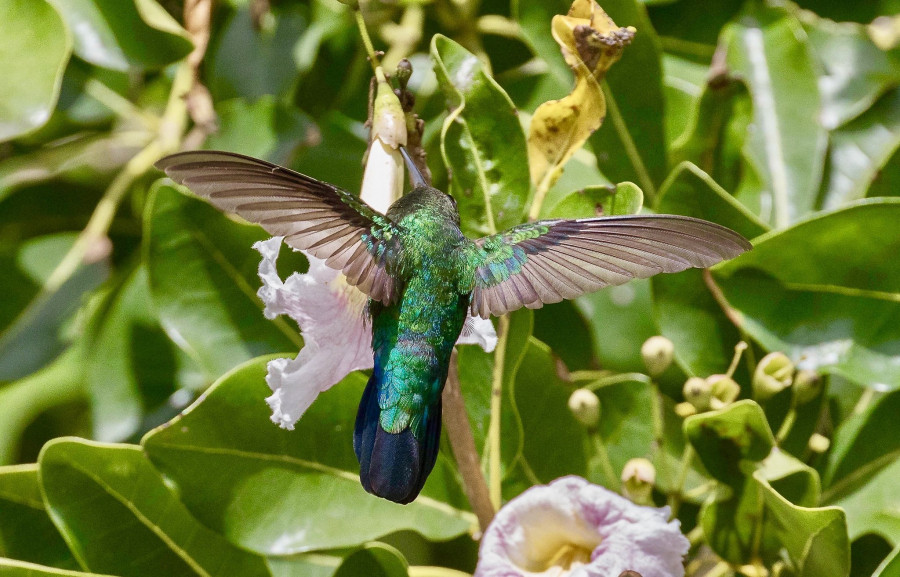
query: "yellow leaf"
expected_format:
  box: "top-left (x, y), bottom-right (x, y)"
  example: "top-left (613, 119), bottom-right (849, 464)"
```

top-left (527, 0), bottom-right (635, 217)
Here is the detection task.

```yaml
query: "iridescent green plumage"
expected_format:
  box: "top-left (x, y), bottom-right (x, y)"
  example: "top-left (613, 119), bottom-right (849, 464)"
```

top-left (156, 150), bottom-right (752, 504)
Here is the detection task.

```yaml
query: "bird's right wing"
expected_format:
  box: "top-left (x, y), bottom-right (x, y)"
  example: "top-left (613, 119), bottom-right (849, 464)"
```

top-left (468, 215), bottom-right (752, 318)
top-left (156, 151), bottom-right (403, 304)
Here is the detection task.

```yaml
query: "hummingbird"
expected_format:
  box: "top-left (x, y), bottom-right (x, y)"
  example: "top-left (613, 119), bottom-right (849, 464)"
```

top-left (156, 149), bottom-right (751, 504)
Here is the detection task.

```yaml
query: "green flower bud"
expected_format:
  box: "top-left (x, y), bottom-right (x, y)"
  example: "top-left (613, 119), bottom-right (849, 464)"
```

top-left (808, 432), bottom-right (830, 453)
top-left (395, 58), bottom-right (413, 90)
top-left (641, 336), bottom-right (674, 377)
top-left (568, 388), bottom-right (601, 428)
top-left (708, 374), bottom-right (740, 410)
top-left (793, 369), bottom-right (822, 405)
top-left (683, 377), bottom-right (711, 411)
top-left (675, 401), bottom-right (698, 418)
top-left (621, 458), bottom-right (655, 505)
top-left (372, 74), bottom-right (407, 148)
top-left (753, 352), bottom-right (794, 401)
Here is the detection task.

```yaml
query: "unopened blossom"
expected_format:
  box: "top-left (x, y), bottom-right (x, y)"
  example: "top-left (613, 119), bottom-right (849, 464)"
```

top-left (257, 68), bottom-right (496, 430)
top-left (476, 476), bottom-right (689, 577)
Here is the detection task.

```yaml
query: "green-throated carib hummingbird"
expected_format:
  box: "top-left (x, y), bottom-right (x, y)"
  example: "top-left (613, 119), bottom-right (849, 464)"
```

top-left (156, 149), bottom-right (751, 504)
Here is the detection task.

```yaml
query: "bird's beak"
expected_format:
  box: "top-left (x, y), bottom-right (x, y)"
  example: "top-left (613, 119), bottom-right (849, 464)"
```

top-left (399, 146), bottom-right (428, 189)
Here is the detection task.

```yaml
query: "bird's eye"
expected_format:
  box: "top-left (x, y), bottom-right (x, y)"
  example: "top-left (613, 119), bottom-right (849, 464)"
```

top-left (447, 194), bottom-right (458, 209)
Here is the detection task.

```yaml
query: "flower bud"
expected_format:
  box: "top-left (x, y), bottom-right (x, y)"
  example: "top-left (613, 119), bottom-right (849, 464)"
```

top-left (621, 458), bottom-right (655, 505)
top-left (808, 433), bottom-right (830, 454)
top-left (708, 374), bottom-right (740, 410)
top-left (568, 388), bottom-right (601, 428)
top-left (372, 75), bottom-right (407, 149)
top-left (682, 377), bottom-right (711, 411)
top-left (793, 370), bottom-right (822, 405)
top-left (641, 336), bottom-right (674, 378)
top-left (753, 352), bottom-right (794, 401)
top-left (395, 58), bottom-right (413, 91)
top-left (675, 402), bottom-right (697, 418)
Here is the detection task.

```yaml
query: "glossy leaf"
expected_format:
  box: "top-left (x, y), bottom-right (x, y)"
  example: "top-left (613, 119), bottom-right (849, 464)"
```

top-left (144, 183), bottom-right (301, 380)
top-left (834, 457), bottom-right (900, 544)
top-left (875, 545), bottom-right (900, 577)
top-left (820, 88), bottom-right (900, 210)
top-left (332, 544), bottom-right (407, 577)
top-left (684, 400), bottom-right (775, 485)
top-left (46, 0), bottom-right (192, 71)
top-left (546, 181), bottom-right (643, 219)
top-left (755, 473), bottom-right (851, 577)
top-left (431, 35), bottom-right (530, 236)
top-left (0, 0), bottom-right (71, 142)
top-left (39, 439), bottom-right (271, 577)
top-left (142, 356), bottom-right (474, 555)
top-left (0, 465), bottom-right (77, 569)
top-left (805, 16), bottom-right (900, 130)
top-left (723, 2), bottom-right (827, 227)
top-left (0, 234), bottom-right (108, 382)
top-left (652, 163), bottom-right (766, 380)
top-left (714, 199), bottom-right (900, 389)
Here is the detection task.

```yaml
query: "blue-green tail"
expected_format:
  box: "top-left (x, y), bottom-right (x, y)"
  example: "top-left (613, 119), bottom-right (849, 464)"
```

top-left (353, 374), bottom-right (442, 504)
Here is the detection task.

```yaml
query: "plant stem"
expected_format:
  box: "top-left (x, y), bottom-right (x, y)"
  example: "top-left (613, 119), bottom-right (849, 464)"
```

top-left (601, 82), bottom-right (656, 204)
top-left (668, 444), bottom-right (695, 518)
top-left (591, 432), bottom-right (619, 490)
top-left (84, 79), bottom-right (159, 129)
top-left (355, 8), bottom-right (382, 74)
top-left (443, 350), bottom-right (495, 532)
top-left (487, 314), bottom-right (510, 509)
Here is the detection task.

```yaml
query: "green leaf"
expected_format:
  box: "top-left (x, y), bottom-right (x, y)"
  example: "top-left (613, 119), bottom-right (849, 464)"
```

top-left (805, 16), bottom-right (900, 130)
top-left (144, 183), bottom-right (300, 380)
top-left (576, 279), bottom-right (656, 376)
top-left (874, 545), bottom-right (900, 577)
top-left (546, 182), bottom-right (643, 219)
top-left (0, 0), bottom-right (71, 142)
top-left (714, 199), bottom-right (900, 389)
top-left (516, 338), bottom-right (588, 483)
top-left (332, 544), bottom-right (407, 577)
top-left (207, 4), bottom-right (306, 101)
top-left (142, 356), bottom-right (474, 555)
top-left (588, 0), bottom-right (668, 196)
top-left (698, 476), bottom-right (761, 565)
top-left (84, 264), bottom-right (187, 442)
top-left (652, 163), bottom-right (765, 380)
top-left (834, 457), bottom-right (900, 545)
top-left (39, 439), bottom-right (272, 577)
top-left (0, 558), bottom-right (114, 576)
top-left (0, 465), bottom-right (77, 569)
top-left (820, 89), bottom-right (900, 210)
top-left (0, 234), bottom-right (108, 382)
top-left (431, 35), bottom-right (530, 237)
top-left (684, 400), bottom-right (774, 485)
top-left (205, 97), bottom-right (314, 165)
top-left (662, 54), bottom-right (709, 146)
top-left (755, 472), bottom-right (851, 577)
top-left (590, 374), bottom-right (655, 485)
top-left (0, 349), bottom-right (86, 465)
top-left (0, 132), bottom-right (150, 200)
top-left (45, 0), bottom-right (192, 71)
top-left (723, 2), bottom-right (827, 227)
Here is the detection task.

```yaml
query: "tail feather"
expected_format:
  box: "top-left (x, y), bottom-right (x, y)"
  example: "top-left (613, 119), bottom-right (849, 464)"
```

top-left (354, 375), bottom-right (442, 504)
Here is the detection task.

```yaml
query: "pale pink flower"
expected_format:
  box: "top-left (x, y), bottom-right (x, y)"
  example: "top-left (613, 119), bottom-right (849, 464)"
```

top-left (476, 476), bottom-right (689, 577)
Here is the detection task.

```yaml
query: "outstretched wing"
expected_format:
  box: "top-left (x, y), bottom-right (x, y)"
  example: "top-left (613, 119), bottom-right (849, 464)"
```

top-left (156, 151), bottom-right (402, 304)
top-left (469, 215), bottom-right (752, 318)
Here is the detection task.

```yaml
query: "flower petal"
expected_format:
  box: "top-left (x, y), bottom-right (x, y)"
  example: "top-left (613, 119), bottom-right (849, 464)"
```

top-left (458, 315), bottom-right (498, 353)
top-left (254, 237), bottom-right (372, 429)
top-left (476, 476), bottom-right (689, 577)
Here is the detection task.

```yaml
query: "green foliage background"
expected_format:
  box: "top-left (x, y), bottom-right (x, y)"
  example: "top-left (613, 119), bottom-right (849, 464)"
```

top-left (1, 0), bottom-right (900, 575)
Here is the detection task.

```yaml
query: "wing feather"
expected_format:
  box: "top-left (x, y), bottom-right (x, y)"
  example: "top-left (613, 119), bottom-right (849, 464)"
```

top-left (469, 215), bottom-right (751, 317)
top-left (156, 151), bottom-right (402, 304)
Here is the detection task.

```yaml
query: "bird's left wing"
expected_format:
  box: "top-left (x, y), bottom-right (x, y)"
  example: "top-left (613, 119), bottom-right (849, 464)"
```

top-left (468, 215), bottom-right (751, 318)
top-left (156, 151), bottom-right (402, 305)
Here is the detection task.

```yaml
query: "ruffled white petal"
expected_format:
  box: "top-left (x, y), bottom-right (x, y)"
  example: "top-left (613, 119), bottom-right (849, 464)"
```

top-left (255, 237), bottom-right (372, 429)
top-left (256, 237), bottom-right (496, 430)
top-left (459, 315), bottom-right (498, 353)
top-left (476, 476), bottom-right (689, 577)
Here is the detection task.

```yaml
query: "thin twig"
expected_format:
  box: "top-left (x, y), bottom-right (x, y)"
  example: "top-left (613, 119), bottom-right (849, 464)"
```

top-left (702, 268), bottom-right (743, 328)
top-left (443, 349), bottom-right (495, 533)
top-left (183, 0), bottom-right (218, 148)
top-left (487, 314), bottom-right (510, 509)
